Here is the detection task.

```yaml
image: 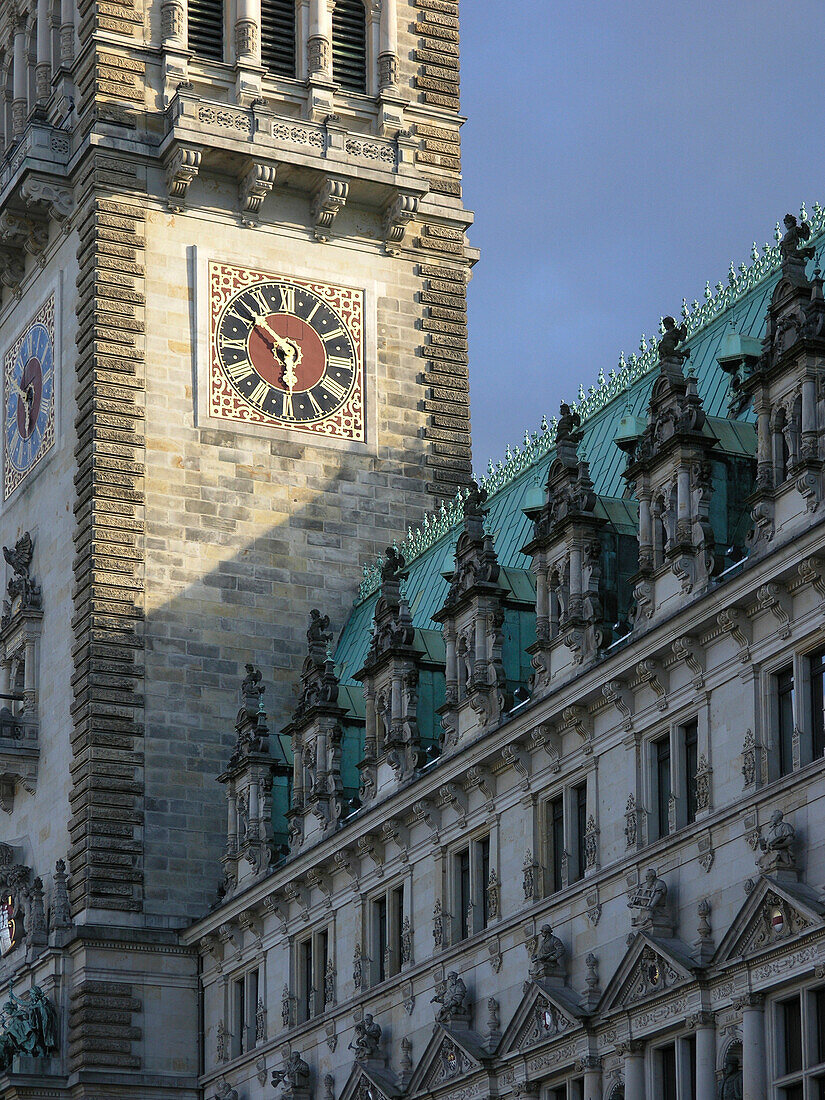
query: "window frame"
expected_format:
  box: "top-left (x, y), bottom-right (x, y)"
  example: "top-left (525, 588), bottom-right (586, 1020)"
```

top-left (449, 831), bottom-right (492, 942)
top-left (771, 985), bottom-right (825, 1096)
top-left (368, 879), bottom-right (406, 985)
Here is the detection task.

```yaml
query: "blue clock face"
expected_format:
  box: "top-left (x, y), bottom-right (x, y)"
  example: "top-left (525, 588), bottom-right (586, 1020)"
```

top-left (4, 314), bottom-right (55, 497)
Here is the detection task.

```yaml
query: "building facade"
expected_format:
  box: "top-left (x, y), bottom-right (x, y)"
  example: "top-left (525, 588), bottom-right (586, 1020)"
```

top-left (1, 3), bottom-right (825, 1100)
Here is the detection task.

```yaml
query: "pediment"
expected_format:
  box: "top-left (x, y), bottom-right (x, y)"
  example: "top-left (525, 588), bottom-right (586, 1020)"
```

top-left (599, 933), bottom-right (696, 1014)
top-left (406, 1023), bottom-right (489, 1097)
top-left (499, 979), bottom-right (584, 1055)
top-left (715, 877), bottom-right (825, 965)
top-left (339, 1061), bottom-right (401, 1100)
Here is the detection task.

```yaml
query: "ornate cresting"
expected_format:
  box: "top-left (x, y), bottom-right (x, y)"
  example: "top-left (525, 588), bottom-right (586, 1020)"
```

top-left (433, 481), bottom-right (508, 747)
top-left (521, 404), bottom-right (610, 685)
top-left (355, 549), bottom-right (423, 801)
top-left (283, 611), bottom-right (348, 852)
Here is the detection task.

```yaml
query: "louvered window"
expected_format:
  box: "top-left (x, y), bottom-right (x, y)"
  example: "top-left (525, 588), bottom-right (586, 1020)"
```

top-left (188, 0), bottom-right (224, 61)
top-left (332, 0), bottom-right (367, 94)
top-left (261, 0), bottom-right (296, 77)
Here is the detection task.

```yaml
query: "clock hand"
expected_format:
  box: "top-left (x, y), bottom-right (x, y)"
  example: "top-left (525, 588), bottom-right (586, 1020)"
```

top-left (253, 314), bottom-right (303, 367)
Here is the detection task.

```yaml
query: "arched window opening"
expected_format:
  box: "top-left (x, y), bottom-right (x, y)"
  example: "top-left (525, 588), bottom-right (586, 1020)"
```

top-left (188, 0), bottom-right (224, 62)
top-left (261, 0), bottom-right (295, 77)
top-left (332, 0), bottom-right (367, 94)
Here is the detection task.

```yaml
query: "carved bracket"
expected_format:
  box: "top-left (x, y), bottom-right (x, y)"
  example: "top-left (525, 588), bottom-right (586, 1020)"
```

top-left (717, 606), bottom-right (751, 662)
top-left (382, 192), bottom-right (418, 255)
top-left (0, 210), bottom-right (48, 257)
top-left (672, 636), bottom-right (705, 690)
top-left (602, 679), bottom-right (633, 732)
top-left (529, 720), bottom-right (561, 770)
top-left (19, 176), bottom-right (74, 222)
top-left (756, 581), bottom-right (792, 639)
top-left (438, 782), bottom-right (468, 825)
top-left (332, 848), bottom-right (360, 892)
top-left (465, 764), bottom-right (495, 810)
top-left (798, 556), bottom-right (825, 599)
top-left (560, 704), bottom-right (593, 752)
top-left (412, 798), bottom-right (440, 843)
top-left (380, 818), bottom-right (409, 861)
top-left (239, 161), bottom-right (277, 227)
top-left (165, 144), bottom-right (202, 213)
top-left (636, 658), bottom-right (668, 711)
top-left (356, 833), bottom-right (384, 876)
top-left (311, 177), bottom-right (348, 242)
top-left (501, 742), bottom-right (531, 790)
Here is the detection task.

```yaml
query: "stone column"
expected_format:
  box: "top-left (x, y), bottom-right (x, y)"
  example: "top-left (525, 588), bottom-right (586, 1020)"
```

top-left (36, 0), bottom-right (51, 104)
top-left (620, 1040), bottom-right (645, 1100)
top-left (235, 0), bottom-right (261, 63)
top-left (638, 488), bottom-right (653, 570)
top-left (378, 0), bottom-right (397, 88)
top-left (443, 625), bottom-right (457, 703)
top-left (60, 0), bottom-right (75, 65)
top-left (308, 0), bottom-right (332, 76)
top-left (754, 391), bottom-right (773, 489)
top-left (801, 374), bottom-right (818, 458)
top-left (12, 19), bottom-right (27, 138)
top-left (162, 0), bottom-right (187, 46)
top-left (532, 558), bottom-right (549, 641)
top-left (737, 995), bottom-right (766, 1100)
top-left (578, 1055), bottom-right (601, 1100)
top-left (676, 464), bottom-right (691, 542)
top-left (690, 1012), bottom-right (716, 1100)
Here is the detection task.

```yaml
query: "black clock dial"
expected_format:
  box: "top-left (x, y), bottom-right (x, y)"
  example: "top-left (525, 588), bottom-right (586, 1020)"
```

top-left (216, 280), bottom-right (357, 425)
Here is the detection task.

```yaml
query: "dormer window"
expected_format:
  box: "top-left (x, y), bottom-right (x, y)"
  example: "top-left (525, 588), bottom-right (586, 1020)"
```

top-left (188, 0), bottom-right (224, 61)
top-left (332, 0), bottom-right (367, 94)
top-left (261, 0), bottom-right (296, 77)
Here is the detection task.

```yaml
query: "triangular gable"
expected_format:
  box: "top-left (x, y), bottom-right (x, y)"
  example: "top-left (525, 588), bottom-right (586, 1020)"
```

top-left (715, 877), bottom-right (825, 965)
top-left (406, 1023), bottom-right (488, 1097)
top-left (499, 979), bottom-right (584, 1056)
top-left (599, 933), bottom-right (696, 1014)
top-left (339, 1061), bottom-right (401, 1100)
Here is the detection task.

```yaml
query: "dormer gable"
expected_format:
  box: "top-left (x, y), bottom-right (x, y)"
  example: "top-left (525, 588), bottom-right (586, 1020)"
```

top-left (498, 979), bottom-right (585, 1056)
top-left (714, 876), bottom-right (825, 966)
top-left (338, 1060), bottom-right (402, 1100)
top-left (406, 1023), bottom-right (491, 1098)
top-left (598, 933), bottom-right (697, 1015)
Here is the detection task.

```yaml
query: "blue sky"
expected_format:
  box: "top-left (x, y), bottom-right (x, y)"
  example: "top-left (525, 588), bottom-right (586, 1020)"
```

top-left (459, 1), bottom-right (825, 471)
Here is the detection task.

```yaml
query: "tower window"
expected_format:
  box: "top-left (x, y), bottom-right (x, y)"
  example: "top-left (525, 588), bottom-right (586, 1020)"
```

top-left (332, 0), bottom-right (367, 94)
top-left (188, 0), bottom-right (224, 61)
top-left (261, 0), bottom-right (296, 77)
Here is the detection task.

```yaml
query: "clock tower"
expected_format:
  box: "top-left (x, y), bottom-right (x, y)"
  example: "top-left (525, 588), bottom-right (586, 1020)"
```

top-left (0, 0), bottom-right (474, 1093)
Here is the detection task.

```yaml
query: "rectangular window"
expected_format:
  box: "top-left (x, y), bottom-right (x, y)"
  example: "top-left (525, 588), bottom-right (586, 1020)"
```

top-left (815, 987), bottom-right (825, 1064)
top-left (457, 847), bottom-right (470, 940)
top-left (549, 794), bottom-right (564, 893)
top-left (391, 885), bottom-right (404, 972)
top-left (683, 719), bottom-right (698, 824)
top-left (810, 649), bottom-right (825, 760)
top-left (300, 938), bottom-right (313, 1022)
top-left (573, 782), bottom-right (587, 882)
top-left (778, 665), bottom-right (796, 776)
top-left (780, 995), bottom-right (804, 1075)
top-left (654, 735), bottom-right (672, 839)
top-left (478, 835), bottom-right (490, 928)
top-left (233, 976), bottom-right (245, 1057)
top-left (657, 1043), bottom-right (677, 1100)
top-left (373, 895), bottom-right (387, 983)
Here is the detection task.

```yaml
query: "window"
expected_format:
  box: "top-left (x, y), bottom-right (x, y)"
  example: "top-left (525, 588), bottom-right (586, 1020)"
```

top-left (683, 719), bottom-right (698, 825)
top-left (777, 665), bottom-right (795, 777)
top-left (548, 793), bottom-right (565, 893)
top-left (297, 930), bottom-right (328, 1020)
top-left (656, 1043), bottom-right (677, 1100)
top-left (332, 0), bottom-right (367, 93)
top-left (261, 0), bottom-right (296, 77)
top-left (773, 987), bottom-right (825, 1097)
top-left (188, 0), bottom-right (223, 61)
top-left (451, 835), bottom-right (491, 941)
top-left (370, 882), bottom-right (406, 983)
top-left (573, 782), bottom-right (587, 882)
top-left (809, 649), bottom-right (825, 760)
top-left (232, 969), bottom-right (259, 1056)
top-left (653, 734), bottom-right (671, 839)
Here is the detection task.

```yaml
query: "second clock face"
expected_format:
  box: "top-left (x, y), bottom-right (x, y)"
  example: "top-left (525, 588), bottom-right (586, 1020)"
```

top-left (209, 263), bottom-right (364, 441)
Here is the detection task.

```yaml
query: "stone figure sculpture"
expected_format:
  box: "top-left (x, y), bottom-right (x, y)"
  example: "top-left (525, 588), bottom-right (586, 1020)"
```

top-left (718, 1049), bottom-right (743, 1100)
top-left (381, 546), bottom-right (405, 584)
top-left (779, 213), bottom-right (815, 266)
top-left (757, 809), bottom-right (796, 873)
top-left (348, 1013), bottom-right (381, 1061)
top-left (0, 985), bottom-right (59, 1070)
top-left (214, 1082), bottom-right (239, 1100)
top-left (271, 1050), bottom-right (311, 1094)
top-left (658, 316), bottom-right (690, 364)
top-left (628, 868), bottom-right (669, 929)
top-left (431, 972), bottom-right (468, 1024)
top-left (528, 923), bottom-right (566, 980)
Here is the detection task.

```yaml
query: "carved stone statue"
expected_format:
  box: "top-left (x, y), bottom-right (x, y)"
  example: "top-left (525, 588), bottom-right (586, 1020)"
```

top-left (307, 609), bottom-right (332, 656)
top-left (0, 985), bottom-right (59, 1070)
top-left (658, 316), bottom-right (690, 364)
top-left (241, 663), bottom-right (264, 716)
top-left (628, 868), bottom-right (669, 930)
top-left (431, 971), bottom-right (469, 1025)
top-left (348, 1013), bottom-right (381, 1061)
top-left (1, 532), bottom-right (42, 625)
top-left (463, 480), bottom-right (488, 519)
top-left (757, 809), bottom-right (797, 875)
top-left (555, 401), bottom-right (582, 465)
top-left (381, 546), bottom-right (405, 584)
top-left (528, 923), bottom-right (566, 980)
top-left (718, 1049), bottom-right (742, 1100)
top-left (271, 1050), bottom-right (311, 1094)
top-left (779, 213), bottom-right (815, 268)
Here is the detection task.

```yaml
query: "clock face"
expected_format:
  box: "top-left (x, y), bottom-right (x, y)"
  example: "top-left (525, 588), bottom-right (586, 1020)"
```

top-left (209, 263), bottom-right (364, 441)
top-left (3, 294), bottom-right (56, 500)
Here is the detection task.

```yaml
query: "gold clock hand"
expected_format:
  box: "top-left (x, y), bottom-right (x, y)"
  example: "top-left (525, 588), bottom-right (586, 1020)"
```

top-left (253, 315), bottom-right (303, 367)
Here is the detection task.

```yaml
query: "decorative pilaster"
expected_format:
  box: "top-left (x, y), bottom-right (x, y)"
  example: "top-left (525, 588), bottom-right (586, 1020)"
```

top-left (617, 1040), bottom-right (645, 1100)
top-left (12, 20), bottom-right (28, 138)
top-left (734, 994), bottom-right (765, 1100)
top-left (36, 0), bottom-right (52, 104)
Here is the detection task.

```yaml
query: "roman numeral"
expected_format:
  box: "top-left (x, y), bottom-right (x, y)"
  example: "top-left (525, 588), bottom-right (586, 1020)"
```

top-left (221, 337), bottom-right (249, 352)
top-left (247, 286), bottom-right (272, 314)
top-left (281, 392), bottom-right (295, 420)
top-left (226, 361), bottom-right (256, 385)
top-left (278, 285), bottom-right (296, 313)
top-left (249, 379), bottom-right (270, 406)
top-left (319, 375), bottom-right (347, 402)
top-left (304, 301), bottom-right (321, 325)
top-left (322, 326), bottom-right (345, 344)
top-left (326, 356), bottom-right (352, 371)
top-left (307, 390), bottom-right (324, 417)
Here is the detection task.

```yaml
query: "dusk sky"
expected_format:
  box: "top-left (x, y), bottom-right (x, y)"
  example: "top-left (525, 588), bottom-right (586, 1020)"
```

top-left (459, 1), bottom-right (825, 472)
